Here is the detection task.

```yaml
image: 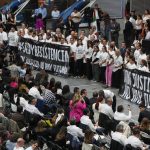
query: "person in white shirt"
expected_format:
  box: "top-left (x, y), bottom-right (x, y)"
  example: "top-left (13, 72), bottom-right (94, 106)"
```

top-left (51, 6), bottom-right (60, 31)
top-left (126, 128), bottom-right (145, 149)
top-left (99, 46), bottom-right (109, 83)
top-left (138, 59), bottom-right (149, 72)
top-left (85, 41), bottom-right (93, 80)
top-left (137, 49), bottom-right (147, 67)
top-left (112, 50), bottom-right (123, 88)
top-left (25, 141), bottom-right (38, 150)
top-left (135, 15), bottom-right (143, 40)
top-left (0, 27), bottom-right (8, 47)
top-left (71, 8), bottom-right (81, 32)
top-left (67, 119), bottom-right (84, 138)
top-left (126, 55), bottom-right (137, 70)
top-left (74, 39), bottom-right (85, 78)
top-left (13, 138), bottom-right (25, 150)
top-left (114, 105), bottom-right (132, 122)
top-left (99, 97), bottom-right (114, 119)
top-left (111, 124), bottom-right (127, 146)
top-left (80, 108), bottom-right (96, 132)
top-left (28, 83), bottom-right (43, 100)
top-left (25, 97), bottom-right (44, 117)
top-left (24, 27), bottom-right (33, 39)
top-left (134, 42), bottom-right (141, 63)
top-left (145, 25), bottom-right (150, 40)
top-left (91, 46), bottom-right (101, 82)
top-left (142, 9), bottom-right (150, 23)
top-left (8, 27), bottom-right (18, 52)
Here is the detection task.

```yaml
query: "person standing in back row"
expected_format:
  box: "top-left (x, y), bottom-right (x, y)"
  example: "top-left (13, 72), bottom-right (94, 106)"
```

top-left (92, 3), bottom-right (103, 33)
top-left (71, 8), bottom-right (81, 32)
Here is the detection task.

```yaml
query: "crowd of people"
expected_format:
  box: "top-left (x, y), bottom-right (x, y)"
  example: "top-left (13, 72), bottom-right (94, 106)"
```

top-left (0, 2), bottom-right (150, 150)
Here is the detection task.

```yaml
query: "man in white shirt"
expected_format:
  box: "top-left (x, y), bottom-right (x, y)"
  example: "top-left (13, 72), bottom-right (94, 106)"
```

top-left (111, 124), bottom-right (127, 146)
top-left (134, 42), bottom-right (141, 63)
top-left (13, 138), bottom-right (25, 150)
top-left (28, 82), bottom-right (43, 100)
top-left (8, 27), bottom-right (18, 53)
top-left (114, 105), bottom-right (132, 122)
top-left (80, 108), bottom-right (96, 132)
top-left (99, 97), bottom-right (114, 119)
top-left (126, 128), bottom-right (144, 149)
top-left (71, 8), bottom-right (81, 32)
top-left (67, 119), bottom-right (84, 138)
top-left (0, 27), bottom-right (8, 47)
top-left (25, 141), bottom-right (38, 150)
top-left (51, 6), bottom-right (60, 31)
top-left (25, 97), bottom-right (44, 117)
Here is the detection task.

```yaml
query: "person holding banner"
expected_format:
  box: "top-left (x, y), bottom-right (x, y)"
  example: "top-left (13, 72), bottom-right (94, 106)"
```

top-left (112, 50), bottom-right (123, 88)
top-left (74, 39), bottom-right (85, 78)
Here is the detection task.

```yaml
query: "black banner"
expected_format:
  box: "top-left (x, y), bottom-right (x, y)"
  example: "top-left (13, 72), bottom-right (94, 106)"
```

top-left (119, 69), bottom-right (150, 107)
top-left (18, 38), bottom-right (70, 76)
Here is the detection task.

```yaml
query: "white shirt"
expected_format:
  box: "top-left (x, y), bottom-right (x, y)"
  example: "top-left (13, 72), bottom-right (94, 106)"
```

top-left (75, 45), bottom-right (85, 60)
top-left (85, 47), bottom-right (93, 59)
top-left (126, 63), bottom-right (137, 70)
top-left (99, 52), bottom-right (109, 66)
top-left (13, 147), bottom-right (24, 150)
top-left (135, 19), bottom-right (142, 30)
top-left (51, 10), bottom-right (60, 19)
top-left (8, 31), bottom-right (18, 47)
top-left (145, 31), bottom-right (150, 39)
top-left (28, 87), bottom-right (43, 100)
top-left (71, 12), bottom-right (81, 23)
top-left (68, 43), bottom-right (76, 53)
top-left (99, 103), bottom-right (114, 119)
top-left (0, 31), bottom-right (8, 44)
top-left (143, 15), bottom-right (150, 23)
top-left (103, 90), bottom-right (114, 99)
top-left (80, 115), bottom-right (96, 132)
top-left (67, 125), bottom-right (84, 137)
top-left (134, 49), bottom-right (141, 62)
top-left (114, 111), bottom-right (132, 121)
top-left (92, 103), bottom-right (101, 123)
top-left (32, 36), bottom-right (38, 41)
top-left (138, 66), bottom-right (149, 72)
top-left (111, 132), bottom-right (127, 146)
top-left (94, 9), bottom-right (99, 19)
top-left (129, 17), bottom-right (136, 29)
top-left (25, 147), bottom-right (32, 150)
top-left (1, 14), bottom-right (6, 23)
top-left (126, 136), bottom-right (143, 149)
top-left (25, 103), bottom-right (44, 117)
top-left (113, 55), bottom-right (123, 72)
top-left (137, 54), bottom-right (147, 67)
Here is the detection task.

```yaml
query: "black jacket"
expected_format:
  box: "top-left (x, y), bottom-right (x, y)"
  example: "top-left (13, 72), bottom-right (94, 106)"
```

top-left (138, 110), bottom-right (150, 123)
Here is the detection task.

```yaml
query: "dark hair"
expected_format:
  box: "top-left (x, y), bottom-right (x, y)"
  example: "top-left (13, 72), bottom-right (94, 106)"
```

top-left (117, 105), bottom-right (124, 112)
top-left (77, 39), bottom-right (83, 47)
top-left (62, 85), bottom-right (70, 95)
top-left (74, 87), bottom-right (79, 94)
top-left (99, 90), bottom-right (105, 98)
top-left (83, 108), bottom-right (90, 115)
top-left (132, 128), bottom-right (140, 135)
top-left (141, 59), bottom-right (148, 67)
top-left (84, 129), bottom-right (94, 144)
top-left (70, 119), bottom-right (76, 125)
top-left (81, 89), bottom-right (86, 95)
top-left (49, 78), bottom-right (55, 90)
top-left (55, 81), bottom-right (62, 90)
top-left (93, 91), bottom-right (98, 98)
top-left (87, 40), bottom-right (93, 49)
top-left (126, 16), bottom-right (130, 20)
top-left (37, 13), bottom-right (42, 19)
top-left (139, 103), bottom-right (146, 108)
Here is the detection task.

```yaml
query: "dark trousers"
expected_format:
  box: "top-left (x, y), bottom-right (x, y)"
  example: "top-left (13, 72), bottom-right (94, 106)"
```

top-left (112, 96), bottom-right (117, 112)
top-left (112, 69), bottom-right (122, 88)
top-left (96, 19), bottom-right (101, 32)
top-left (74, 22), bottom-right (79, 32)
top-left (74, 58), bottom-right (83, 76)
top-left (92, 64), bottom-right (100, 82)
top-left (111, 33), bottom-right (119, 47)
top-left (51, 19), bottom-right (58, 31)
top-left (86, 58), bottom-right (92, 80)
top-left (69, 57), bottom-right (75, 76)
top-left (135, 29), bottom-right (142, 40)
top-left (100, 66), bottom-right (106, 83)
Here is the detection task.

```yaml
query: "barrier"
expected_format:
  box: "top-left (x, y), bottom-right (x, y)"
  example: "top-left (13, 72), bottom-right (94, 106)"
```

top-left (18, 38), bottom-right (70, 76)
top-left (119, 69), bottom-right (150, 107)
